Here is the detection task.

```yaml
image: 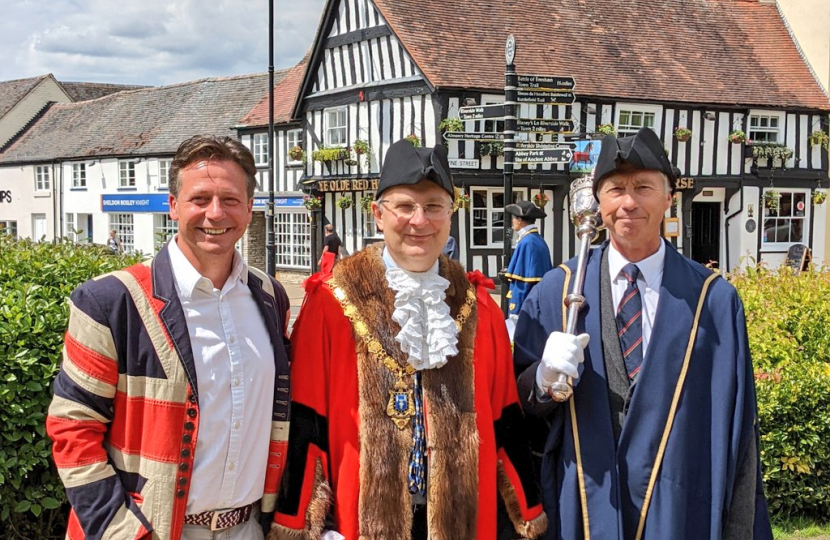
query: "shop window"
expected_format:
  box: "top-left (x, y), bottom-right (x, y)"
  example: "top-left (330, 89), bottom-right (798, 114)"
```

top-left (762, 189), bottom-right (808, 247)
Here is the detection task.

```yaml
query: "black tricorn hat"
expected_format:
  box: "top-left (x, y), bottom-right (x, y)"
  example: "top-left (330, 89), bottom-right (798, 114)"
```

top-left (505, 200), bottom-right (546, 220)
top-left (376, 140), bottom-right (454, 199)
top-left (593, 127), bottom-right (678, 197)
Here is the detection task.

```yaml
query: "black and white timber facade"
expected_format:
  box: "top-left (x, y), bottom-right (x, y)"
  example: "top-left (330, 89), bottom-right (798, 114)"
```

top-left (239, 0), bottom-right (830, 275)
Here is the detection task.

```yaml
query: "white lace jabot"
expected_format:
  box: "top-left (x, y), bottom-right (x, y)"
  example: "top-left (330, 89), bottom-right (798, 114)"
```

top-left (383, 249), bottom-right (459, 371)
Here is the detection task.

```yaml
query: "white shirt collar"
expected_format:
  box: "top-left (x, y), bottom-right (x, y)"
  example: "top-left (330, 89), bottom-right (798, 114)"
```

top-left (168, 235), bottom-right (247, 299)
top-left (608, 239), bottom-right (665, 289)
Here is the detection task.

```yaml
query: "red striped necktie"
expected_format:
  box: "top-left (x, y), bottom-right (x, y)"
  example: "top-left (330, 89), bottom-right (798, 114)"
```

top-left (616, 263), bottom-right (643, 381)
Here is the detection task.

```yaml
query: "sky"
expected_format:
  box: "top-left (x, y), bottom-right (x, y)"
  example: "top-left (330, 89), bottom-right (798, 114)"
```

top-left (0, 0), bottom-right (327, 86)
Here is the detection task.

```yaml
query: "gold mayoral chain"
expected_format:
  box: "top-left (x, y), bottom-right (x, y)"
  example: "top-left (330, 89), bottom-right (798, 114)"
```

top-left (331, 279), bottom-right (477, 430)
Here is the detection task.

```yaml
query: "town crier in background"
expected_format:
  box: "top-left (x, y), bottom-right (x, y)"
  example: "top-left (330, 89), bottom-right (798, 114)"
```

top-left (274, 139), bottom-right (546, 540)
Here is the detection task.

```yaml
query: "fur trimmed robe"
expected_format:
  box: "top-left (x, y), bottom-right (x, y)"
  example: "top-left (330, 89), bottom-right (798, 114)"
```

top-left (273, 244), bottom-right (546, 540)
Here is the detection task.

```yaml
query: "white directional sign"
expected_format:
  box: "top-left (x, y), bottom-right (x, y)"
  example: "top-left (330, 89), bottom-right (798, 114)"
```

top-left (513, 147), bottom-right (573, 164)
top-left (458, 104), bottom-right (505, 121)
top-left (515, 141), bottom-right (576, 150)
top-left (516, 75), bottom-right (576, 91)
top-left (515, 119), bottom-right (575, 134)
top-left (516, 90), bottom-right (576, 105)
top-left (443, 131), bottom-right (505, 141)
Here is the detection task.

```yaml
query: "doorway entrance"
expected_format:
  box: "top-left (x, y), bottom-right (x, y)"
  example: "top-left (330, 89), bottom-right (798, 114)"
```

top-left (691, 202), bottom-right (721, 268)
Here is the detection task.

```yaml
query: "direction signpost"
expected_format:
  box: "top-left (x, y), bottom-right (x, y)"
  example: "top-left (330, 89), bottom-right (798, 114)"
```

top-left (458, 104), bottom-right (505, 121)
top-left (516, 75), bottom-right (576, 91)
top-left (515, 118), bottom-right (575, 134)
top-left (513, 147), bottom-right (573, 164)
top-left (516, 90), bottom-right (576, 104)
top-left (443, 131), bottom-right (505, 141)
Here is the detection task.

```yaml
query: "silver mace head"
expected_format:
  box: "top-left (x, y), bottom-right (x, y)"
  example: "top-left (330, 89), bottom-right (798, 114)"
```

top-left (569, 172), bottom-right (605, 238)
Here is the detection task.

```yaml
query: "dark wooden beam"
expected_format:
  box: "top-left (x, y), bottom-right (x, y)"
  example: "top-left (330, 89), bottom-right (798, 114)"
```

top-left (324, 25), bottom-right (392, 49)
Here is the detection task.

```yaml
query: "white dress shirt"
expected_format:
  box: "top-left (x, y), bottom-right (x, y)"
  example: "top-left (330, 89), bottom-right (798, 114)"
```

top-left (168, 237), bottom-right (275, 514)
top-left (607, 241), bottom-right (666, 358)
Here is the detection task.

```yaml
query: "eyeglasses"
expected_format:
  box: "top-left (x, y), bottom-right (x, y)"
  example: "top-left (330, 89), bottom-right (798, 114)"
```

top-left (378, 199), bottom-right (452, 220)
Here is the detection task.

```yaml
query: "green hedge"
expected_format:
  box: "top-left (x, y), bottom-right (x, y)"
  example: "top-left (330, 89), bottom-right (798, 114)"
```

top-left (731, 265), bottom-right (830, 519)
top-left (0, 236), bottom-right (141, 539)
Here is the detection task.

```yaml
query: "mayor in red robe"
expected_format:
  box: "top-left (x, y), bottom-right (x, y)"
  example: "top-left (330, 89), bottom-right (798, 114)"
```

top-left (272, 140), bottom-right (546, 540)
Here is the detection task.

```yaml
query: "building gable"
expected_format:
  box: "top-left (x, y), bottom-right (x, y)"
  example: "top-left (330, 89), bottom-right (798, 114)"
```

top-left (293, 0), bottom-right (432, 118)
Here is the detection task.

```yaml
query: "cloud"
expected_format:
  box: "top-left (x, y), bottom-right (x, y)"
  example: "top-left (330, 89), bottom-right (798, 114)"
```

top-left (0, 0), bottom-right (325, 86)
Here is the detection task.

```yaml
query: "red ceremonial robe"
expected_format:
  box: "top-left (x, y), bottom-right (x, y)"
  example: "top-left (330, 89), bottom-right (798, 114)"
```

top-left (273, 244), bottom-right (546, 540)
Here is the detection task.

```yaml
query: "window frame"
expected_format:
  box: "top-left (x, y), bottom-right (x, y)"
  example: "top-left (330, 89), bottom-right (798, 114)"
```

top-left (761, 188), bottom-right (810, 251)
top-left (31, 213), bottom-right (47, 240)
top-left (470, 187), bottom-right (524, 248)
top-left (153, 213), bottom-right (179, 251)
top-left (109, 213), bottom-right (135, 253)
top-left (0, 220), bottom-right (17, 239)
top-left (274, 210), bottom-right (311, 269)
top-left (325, 107), bottom-right (348, 147)
top-left (614, 103), bottom-right (662, 136)
top-left (119, 160), bottom-right (136, 188)
top-left (34, 166), bottom-right (51, 191)
top-left (158, 159), bottom-right (172, 189)
top-left (65, 213), bottom-right (76, 241)
top-left (71, 163), bottom-right (86, 189)
top-left (748, 111), bottom-right (784, 144)
top-left (287, 129), bottom-right (303, 164)
top-left (253, 133), bottom-right (269, 166)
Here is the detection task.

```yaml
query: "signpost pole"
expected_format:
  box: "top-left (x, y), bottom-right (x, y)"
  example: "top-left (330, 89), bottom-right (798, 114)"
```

top-left (266, 0), bottom-right (276, 275)
top-left (501, 35), bottom-right (517, 316)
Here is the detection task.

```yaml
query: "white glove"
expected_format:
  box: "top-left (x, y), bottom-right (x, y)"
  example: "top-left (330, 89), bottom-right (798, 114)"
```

top-left (322, 531), bottom-right (345, 540)
top-left (535, 332), bottom-right (590, 393)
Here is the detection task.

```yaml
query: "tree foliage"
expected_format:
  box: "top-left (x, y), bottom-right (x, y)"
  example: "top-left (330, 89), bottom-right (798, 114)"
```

top-left (0, 236), bottom-right (141, 539)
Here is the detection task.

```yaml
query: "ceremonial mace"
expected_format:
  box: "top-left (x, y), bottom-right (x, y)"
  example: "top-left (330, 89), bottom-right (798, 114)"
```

top-left (548, 173), bottom-right (605, 402)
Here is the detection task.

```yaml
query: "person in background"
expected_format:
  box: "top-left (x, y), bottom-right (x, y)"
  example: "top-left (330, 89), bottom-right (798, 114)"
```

top-left (273, 140), bottom-right (546, 540)
top-left (504, 201), bottom-right (552, 317)
top-left (442, 234), bottom-right (460, 261)
top-left (319, 223), bottom-right (342, 276)
top-left (47, 135), bottom-right (292, 540)
top-left (513, 127), bottom-right (772, 540)
top-left (107, 229), bottom-right (122, 254)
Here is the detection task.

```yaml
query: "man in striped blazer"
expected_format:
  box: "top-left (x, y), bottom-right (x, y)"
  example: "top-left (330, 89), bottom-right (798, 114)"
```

top-left (47, 135), bottom-right (292, 540)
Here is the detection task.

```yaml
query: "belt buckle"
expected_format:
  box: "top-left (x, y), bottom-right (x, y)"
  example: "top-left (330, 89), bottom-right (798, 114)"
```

top-left (209, 510), bottom-right (229, 532)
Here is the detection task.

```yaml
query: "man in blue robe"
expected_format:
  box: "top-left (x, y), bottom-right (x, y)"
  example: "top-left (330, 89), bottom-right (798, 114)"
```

top-left (505, 201), bottom-right (553, 316)
top-left (513, 127), bottom-right (772, 540)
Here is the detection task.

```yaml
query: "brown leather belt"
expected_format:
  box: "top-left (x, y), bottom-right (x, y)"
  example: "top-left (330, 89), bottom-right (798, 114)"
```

top-left (184, 502), bottom-right (255, 531)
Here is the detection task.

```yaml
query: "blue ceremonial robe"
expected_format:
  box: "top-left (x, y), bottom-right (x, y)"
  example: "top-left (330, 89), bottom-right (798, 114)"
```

top-left (514, 241), bottom-right (772, 540)
top-left (505, 226), bottom-right (552, 316)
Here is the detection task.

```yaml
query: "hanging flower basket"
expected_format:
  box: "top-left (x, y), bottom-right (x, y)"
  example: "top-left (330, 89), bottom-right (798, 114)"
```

top-left (359, 193), bottom-right (375, 213)
top-left (808, 130), bottom-right (829, 150)
top-left (674, 127), bottom-right (692, 142)
top-left (454, 191), bottom-right (471, 211)
top-left (752, 144), bottom-right (794, 165)
top-left (312, 146), bottom-right (350, 163)
top-left (764, 190), bottom-right (779, 212)
top-left (439, 118), bottom-right (465, 133)
top-left (352, 139), bottom-right (370, 155)
top-left (596, 123), bottom-right (616, 137)
top-left (479, 141), bottom-right (504, 157)
top-left (404, 134), bottom-right (421, 147)
top-left (813, 190), bottom-right (827, 206)
top-left (728, 130), bottom-right (747, 144)
top-left (303, 195), bottom-right (322, 211)
top-left (288, 145), bottom-right (305, 162)
top-left (337, 195), bottom-right (353, 209)
top-left (533, 192), bottom-right (550, 208)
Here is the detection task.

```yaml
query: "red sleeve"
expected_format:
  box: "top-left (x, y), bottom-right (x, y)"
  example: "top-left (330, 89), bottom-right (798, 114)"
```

top-left (475, 277), bottom-right (548, 538)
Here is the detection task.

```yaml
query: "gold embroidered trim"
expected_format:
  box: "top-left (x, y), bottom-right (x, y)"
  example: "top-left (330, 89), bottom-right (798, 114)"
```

top-left (633, 272), bottom-right (719, 540)
top-left (329, 278), bottom-right (476, 429)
